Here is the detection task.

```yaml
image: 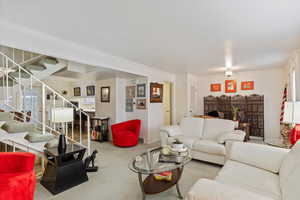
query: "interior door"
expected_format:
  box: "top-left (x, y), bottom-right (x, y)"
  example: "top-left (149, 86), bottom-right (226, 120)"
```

top-left (163, 82), bottom-right (171, 125)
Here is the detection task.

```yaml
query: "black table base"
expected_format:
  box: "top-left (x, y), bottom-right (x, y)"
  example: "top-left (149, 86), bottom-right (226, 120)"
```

top-left (41, 144), bottom-right (88, 195)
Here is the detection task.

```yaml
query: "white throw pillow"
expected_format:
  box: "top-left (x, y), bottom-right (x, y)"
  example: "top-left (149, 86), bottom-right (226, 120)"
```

top-left (202, 119), bottom-right (235, 140)
top-left (217, 130), bottom-right (245, 144)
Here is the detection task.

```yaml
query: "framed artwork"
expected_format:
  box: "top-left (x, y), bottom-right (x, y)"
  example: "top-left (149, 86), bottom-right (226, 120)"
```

top-left (137, 84), bottom-right (146, 97)
top-left (136, 99), bottom-right (146, 110)
top-left (74, 87), bottom-right (81, 96)
top-left (225, 80), bottom-right (237, 93)
top-left (241, 81), bottom-right (254, 90)
top-left (101, 86), bottom-right (110, 102)
top-left (86, 85), bottom-right (95, 96)
top-left (126, 99), bottom-right (133, 112)
top-left (150, 82), bottom-right (163, 103)
top-left (126, 86), bottom-right (136, 98)
top-left (210, 83), bottom-right (221, 92)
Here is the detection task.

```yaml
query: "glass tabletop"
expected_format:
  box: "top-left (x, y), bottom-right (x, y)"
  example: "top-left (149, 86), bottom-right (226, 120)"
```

top-left (129, 146), bottom-right (191, 174)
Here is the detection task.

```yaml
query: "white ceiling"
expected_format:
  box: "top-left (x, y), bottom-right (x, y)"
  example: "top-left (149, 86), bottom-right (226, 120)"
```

top-left (1, 0), bottom-right (300, 74)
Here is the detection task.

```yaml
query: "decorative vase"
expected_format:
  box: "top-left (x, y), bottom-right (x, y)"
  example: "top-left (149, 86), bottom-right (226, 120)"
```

top-left (58, 133), bottom-right (67, 154)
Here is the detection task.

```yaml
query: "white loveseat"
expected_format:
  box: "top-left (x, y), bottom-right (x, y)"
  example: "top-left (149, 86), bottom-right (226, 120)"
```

top-left (160, 117), bottom-right (245, 165)
top-left (186, 142), bottom-right (300, 200)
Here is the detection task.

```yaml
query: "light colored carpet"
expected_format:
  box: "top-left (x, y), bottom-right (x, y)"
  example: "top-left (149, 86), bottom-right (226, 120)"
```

top-left (35, 142), bottom-right (221, 200)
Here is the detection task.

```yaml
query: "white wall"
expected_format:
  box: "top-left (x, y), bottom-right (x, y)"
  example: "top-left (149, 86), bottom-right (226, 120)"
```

top-left (95, 78), bottom-right (116, 137)
top-left (174, 73), bottom-right (188, 124)
top-left (186, 67), bottom-right (287, 140)
top-left (124, 78), bottom-right (148, 141)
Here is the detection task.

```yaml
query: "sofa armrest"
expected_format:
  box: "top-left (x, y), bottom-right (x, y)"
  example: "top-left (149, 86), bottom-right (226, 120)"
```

top-left (186, 179), bottom-right (273, 200)
top-left (160, 125), bottom-right (182, 146)
top-left (160, 125), bottom-right (182, 137)
top-left (226, 142), bottom-right (290, 173)
top-left (217, 130), bottom-right (246, 144)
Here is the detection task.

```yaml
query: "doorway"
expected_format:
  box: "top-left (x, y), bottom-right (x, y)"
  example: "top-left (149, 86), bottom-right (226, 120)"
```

top-left (163, 81), bottom-right (172, 125)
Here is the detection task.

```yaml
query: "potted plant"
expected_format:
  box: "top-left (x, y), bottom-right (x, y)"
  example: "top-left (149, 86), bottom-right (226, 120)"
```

top-left (232, 106), bottom-right (239, 121)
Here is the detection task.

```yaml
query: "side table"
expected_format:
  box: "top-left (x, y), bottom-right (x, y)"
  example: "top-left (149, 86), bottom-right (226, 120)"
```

top-left (41, 144), bottom-right (88, 195)
top-left (237, 123), bottom-right (250, 141)
top-left (91, 116), bottom-right (109, 142)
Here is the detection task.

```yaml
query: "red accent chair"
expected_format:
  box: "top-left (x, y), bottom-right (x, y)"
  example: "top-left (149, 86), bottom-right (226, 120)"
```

top-left (0, 152), bottom-right (36, 200)
top-left (290, 124), bottom-right (300, 146)
top-left (111, 119), bottom-right (141, 147)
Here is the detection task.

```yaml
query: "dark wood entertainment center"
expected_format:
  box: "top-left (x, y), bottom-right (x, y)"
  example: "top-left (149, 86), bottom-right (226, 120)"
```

top-left (204, 94), bottom-right (264, 139)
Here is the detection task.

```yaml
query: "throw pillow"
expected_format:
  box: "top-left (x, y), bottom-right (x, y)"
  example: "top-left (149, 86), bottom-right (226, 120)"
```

top-left (217, 130), bottom-right (244, 144)
top-left (2, 121), bottom-right (36, 133)
top-left (24, 132), bottom-right (55, 143)
top-left (0, 112), bottom-right (13, 121)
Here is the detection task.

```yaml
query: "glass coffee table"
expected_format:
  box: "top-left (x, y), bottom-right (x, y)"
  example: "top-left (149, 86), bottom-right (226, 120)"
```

top-left (129, 147), bottom-right (191, 200)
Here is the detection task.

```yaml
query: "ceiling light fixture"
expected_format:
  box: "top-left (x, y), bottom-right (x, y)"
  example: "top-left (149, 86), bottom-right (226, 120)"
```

top-left (225, 70), bottom-right (233, 77)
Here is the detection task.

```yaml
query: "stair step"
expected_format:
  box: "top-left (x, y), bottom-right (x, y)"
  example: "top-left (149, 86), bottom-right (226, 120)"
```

top-left (39, 57), bottom-right (58, 65)
top-left (9, 71), bottom-right (31, 79)
top-left (26, 63), bottom-right (47, 71)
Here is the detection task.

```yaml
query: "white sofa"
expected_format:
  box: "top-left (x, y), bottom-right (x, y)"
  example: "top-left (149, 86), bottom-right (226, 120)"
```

top-left (160, 117), bottom-right (245, 165)
top-left (186, 141), bottom-right (300, 200)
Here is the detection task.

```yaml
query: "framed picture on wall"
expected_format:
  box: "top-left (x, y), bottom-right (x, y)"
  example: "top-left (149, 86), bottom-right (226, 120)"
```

top-left (74, 87), bottom-right (81, 96)
top-left (210, 83), bottom-right (221, 92)
top-left (225, 80), bottom-right (236, 93)
top-left (136, 99), bottom-right (146, 109)
top-left (86, 85), bottom-right (95, 96)
top-left (126, 99), bottom-right (133, 112)
top-left (150, 82), bottom-right (163, 103)
top-left (101, 86), bottom-right (110, 102)
top-left (126, 86), bottom-right (136, 98)
top-left (137, 84), bottom-right (146, 97)
top-left (241, 81), bottom-right (254, 90)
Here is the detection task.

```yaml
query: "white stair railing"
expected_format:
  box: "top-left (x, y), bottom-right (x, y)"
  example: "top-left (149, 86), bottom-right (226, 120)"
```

top-left (0, 52), bottom-right (91, 155)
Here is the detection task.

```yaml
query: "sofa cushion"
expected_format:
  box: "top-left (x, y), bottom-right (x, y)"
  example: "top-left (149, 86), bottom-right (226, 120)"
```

top-left (193, 139), bottom-right (226, 156)
top-left (180, 117), bottom-right (204, 138)
top-left (186, 178), bottom-right (274, 200)
top-left (216, 160), bottom-right (281, 200)
top-left (228, 142), bottom-right (288, 173)
top-left (279, 141), bottom-right (300, 200)
top-left (202, 119), bottom-right (235, 140)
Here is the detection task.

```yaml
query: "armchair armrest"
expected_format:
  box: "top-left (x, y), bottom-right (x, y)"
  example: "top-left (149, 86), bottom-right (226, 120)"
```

top-left (186, 179), bottom-right (273, 200)
top-left (160, 125), bottom-right (183, 146)
top-left (226, 142), bottom-right (289, 173)
top-left (217, 130), bottom-right (246, 144)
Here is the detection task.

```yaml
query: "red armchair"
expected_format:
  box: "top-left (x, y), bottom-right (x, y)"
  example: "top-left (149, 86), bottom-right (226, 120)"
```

top-left (0, 152), bottom-right (36, 200)
top-left (290, 124), bottom-right (300, 146)
top-left (111, 119), bottom-right (141, 147)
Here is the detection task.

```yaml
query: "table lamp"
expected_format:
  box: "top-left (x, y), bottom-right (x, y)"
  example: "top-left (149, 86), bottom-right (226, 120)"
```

top-left (51, 107), bottom-right (73, 153)
top-left (283, 101), bottom-right (300, 145)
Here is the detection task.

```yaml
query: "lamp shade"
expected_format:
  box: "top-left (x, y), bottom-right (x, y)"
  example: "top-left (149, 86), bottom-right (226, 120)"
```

top-left (283, 102), bottom-right (300, 124)
top-left (51, 107), bottom-right (73, 123)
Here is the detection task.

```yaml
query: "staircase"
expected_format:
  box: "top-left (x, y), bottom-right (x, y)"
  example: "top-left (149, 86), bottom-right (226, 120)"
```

top-left (0, 50), bottom-right (91, 156)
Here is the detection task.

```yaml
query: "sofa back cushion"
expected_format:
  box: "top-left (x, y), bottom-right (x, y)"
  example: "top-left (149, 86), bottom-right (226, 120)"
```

top-left (280, 141), bottom-right (300, 200)
top-left (180, 117), bottom-right (204, 138)
top-left (202, 119), bottom-right (235, 140)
